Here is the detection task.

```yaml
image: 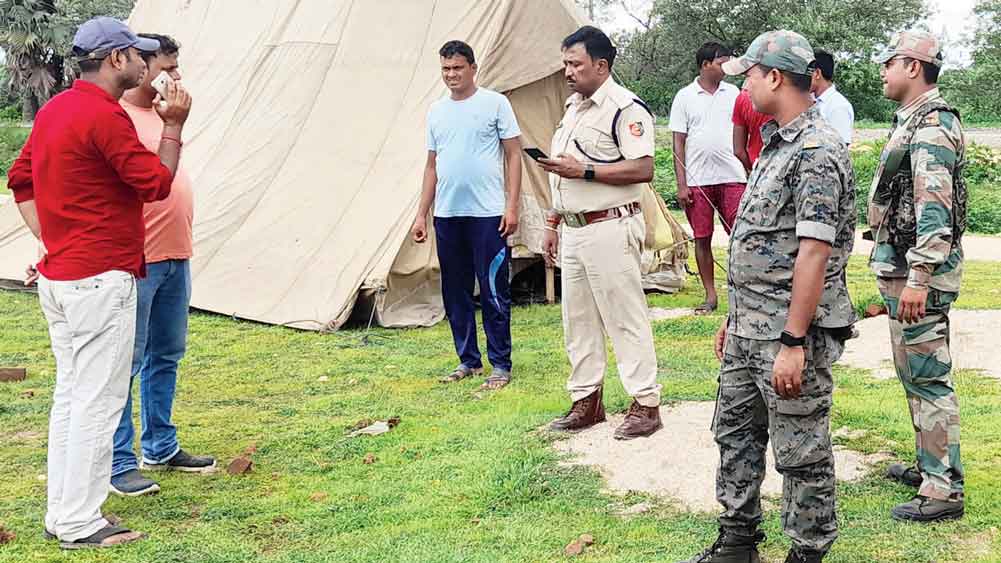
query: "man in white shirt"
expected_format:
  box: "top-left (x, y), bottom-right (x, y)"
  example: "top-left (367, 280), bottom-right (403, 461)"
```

top-left (811, 49), bottom-right (855, 145)
top-left (669, 42), bottom-right (747, 315)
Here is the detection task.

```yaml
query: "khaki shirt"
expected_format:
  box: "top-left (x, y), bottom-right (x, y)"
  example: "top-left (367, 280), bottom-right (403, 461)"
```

top-left (549, 78), bottom-right (655, 214)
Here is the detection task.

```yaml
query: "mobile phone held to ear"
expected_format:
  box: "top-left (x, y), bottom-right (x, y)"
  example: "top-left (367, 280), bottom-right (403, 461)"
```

top-left (523, 147), bottom-right (548, 161)
top-left (150, 71), bottom-right (171, 109)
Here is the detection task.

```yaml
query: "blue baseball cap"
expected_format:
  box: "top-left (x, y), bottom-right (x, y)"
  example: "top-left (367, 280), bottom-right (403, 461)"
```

top-left (72, 17), bottom-right (160, 59)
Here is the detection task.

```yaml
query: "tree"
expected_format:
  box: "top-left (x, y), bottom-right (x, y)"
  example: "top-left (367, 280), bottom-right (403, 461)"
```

top-left (938, 0), bottom-right (1001, 121)
top-left (615, 0), bottom-right (928, 118)
top-left (0, 0), bottom-right (67, 121)
top-left (972, 0), bottom-right (1001, 61)
top-left (0, 0), bottom-right (135, 120)
top-left (55, 0), bottom-right (134, 30)
top-left (573, 0), bottom-right (616, 23)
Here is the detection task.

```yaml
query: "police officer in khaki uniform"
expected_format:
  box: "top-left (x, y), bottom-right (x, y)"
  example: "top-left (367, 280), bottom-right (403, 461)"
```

top-left (538, 26), bottom-right (661, 440)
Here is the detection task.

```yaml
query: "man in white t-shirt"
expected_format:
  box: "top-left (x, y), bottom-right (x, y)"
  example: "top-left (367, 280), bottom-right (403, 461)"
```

top-left (811, 49), bottom-right (855, 145)
top-left (669, 42), bottom-right (747, 315)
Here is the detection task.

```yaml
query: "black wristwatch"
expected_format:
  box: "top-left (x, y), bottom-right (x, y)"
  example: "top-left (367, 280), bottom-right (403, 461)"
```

top-left (780, 331), bottom-right (806, 348)
top-left (583, 164), bottom-right (595, 181)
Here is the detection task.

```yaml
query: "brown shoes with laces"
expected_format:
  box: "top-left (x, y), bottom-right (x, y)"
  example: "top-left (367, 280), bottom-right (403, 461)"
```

top-left (549, 390), bottom-right (662, 440)
top-left (549, 388), bottom-right (606, 431)
top-left (613, 400), bottom-right (663, 440)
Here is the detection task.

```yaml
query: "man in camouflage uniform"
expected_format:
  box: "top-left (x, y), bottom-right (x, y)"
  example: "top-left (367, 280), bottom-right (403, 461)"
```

top-left (867, 31), bottom-right (966, 522)
top-left (679, 31), bottom-right (856, 563)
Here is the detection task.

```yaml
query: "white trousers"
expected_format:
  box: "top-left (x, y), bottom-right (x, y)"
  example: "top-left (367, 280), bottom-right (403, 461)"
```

top-left (38, 270), bottom-right (136, 541)
top-left (560, 214), bottom-right (662, 407)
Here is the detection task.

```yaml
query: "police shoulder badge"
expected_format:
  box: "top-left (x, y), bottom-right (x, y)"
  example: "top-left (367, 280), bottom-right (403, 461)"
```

top-left (629, 122), bottom-right (644, 137)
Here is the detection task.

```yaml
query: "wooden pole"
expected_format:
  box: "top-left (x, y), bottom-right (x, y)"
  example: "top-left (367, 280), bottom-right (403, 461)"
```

top-left (545, 264), bottom-right (556, 304)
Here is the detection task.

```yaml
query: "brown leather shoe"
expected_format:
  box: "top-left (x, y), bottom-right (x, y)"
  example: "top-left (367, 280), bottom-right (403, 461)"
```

top-left (614, 401), bottom-right (663, 440)
top-left (549, 388), bottom-right (606, 431)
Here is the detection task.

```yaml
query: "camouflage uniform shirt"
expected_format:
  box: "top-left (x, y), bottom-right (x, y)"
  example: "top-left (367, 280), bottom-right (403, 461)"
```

top-left (867, 87), bottom-right (965, 292)
top-left (728, 106), bottom-right (857, 340)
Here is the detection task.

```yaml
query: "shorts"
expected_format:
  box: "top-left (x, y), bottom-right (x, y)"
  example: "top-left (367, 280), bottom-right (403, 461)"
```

top-left (684, 183), bottom-right (746, 239)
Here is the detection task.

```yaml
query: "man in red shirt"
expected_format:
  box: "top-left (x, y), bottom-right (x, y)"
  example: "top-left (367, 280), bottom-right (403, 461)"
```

top-left (8, 17), bottom-right (192, 549)
top-left (732, 81), bottom-right (773, 173)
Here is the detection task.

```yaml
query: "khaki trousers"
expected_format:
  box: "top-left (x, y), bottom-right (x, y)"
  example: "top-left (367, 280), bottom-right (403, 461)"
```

top-left (560, 213), bottom-right (661, 406)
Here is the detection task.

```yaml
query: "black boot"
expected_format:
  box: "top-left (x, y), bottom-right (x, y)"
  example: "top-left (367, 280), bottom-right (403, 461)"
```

top-left (891, 495), bottom-right (964, 522)
top-left (678, 529), bottom-right (765, 563)
top-left (785, 548), bottom-right (824, 563)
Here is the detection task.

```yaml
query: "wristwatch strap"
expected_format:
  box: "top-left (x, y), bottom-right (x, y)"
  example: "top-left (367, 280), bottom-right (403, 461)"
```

top-left (780, 331), bottom-right (806, 347)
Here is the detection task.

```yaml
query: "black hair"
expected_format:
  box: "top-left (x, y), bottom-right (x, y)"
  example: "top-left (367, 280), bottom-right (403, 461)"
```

top-left (696, 42), bottom-right (733, 69)
top-left (73, 45), bottom-right (106, 73)
top-left (137, 33), bottom-right (181, 63)
top-left (896, 57), bottom-right (941, 84)
top-left (906, 58), bottom-right (940, 84)
top-left (921, 61), bottom-right (941, 84)
top-left (561, 25), bottom-right (617, 68)
top-left (757, 65), bottom-right (813, 93)
top-left (813, 49), bottom-right (835, 81)
top-left (439, 40), bottom-right (475, 65)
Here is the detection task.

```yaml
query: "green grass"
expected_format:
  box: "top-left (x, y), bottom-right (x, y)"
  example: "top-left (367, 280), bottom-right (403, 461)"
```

top-left (1, 124), bottom-right (29, 196)
top-left (2, 255), bottom-right (1001, 562)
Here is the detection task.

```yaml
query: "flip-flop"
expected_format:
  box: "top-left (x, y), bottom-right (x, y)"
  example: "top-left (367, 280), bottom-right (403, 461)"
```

top-left (439, 365), bottom-right (483, 383)
top-left (479, 374), bottom-right (511, 390)
top-left (693, 301), bottom-right (718, 316)
top-left (59, 524), bottom-right (144, 550)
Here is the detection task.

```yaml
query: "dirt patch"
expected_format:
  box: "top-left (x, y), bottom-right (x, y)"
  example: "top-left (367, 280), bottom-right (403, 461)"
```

top-left (855, 127), bottom-right (1001, 148)
top-left (839, 310), bottom-right (1001, 379)
top-left (554, 401), bottom-right (889, 512)
top-left (648, 307), bottom-right (692, 322)
top-left (944, 528), bottom-right (999, 563)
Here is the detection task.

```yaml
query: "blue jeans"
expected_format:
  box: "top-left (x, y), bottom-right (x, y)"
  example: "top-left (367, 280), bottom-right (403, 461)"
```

top-left (111, 259), bottom-right (191, 476)
top-left (433, 216), bottom-right (512, 372)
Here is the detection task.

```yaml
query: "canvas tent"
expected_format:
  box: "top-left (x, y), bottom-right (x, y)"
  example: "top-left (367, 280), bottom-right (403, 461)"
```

top-left (0, 0), bottom-right (687, 331)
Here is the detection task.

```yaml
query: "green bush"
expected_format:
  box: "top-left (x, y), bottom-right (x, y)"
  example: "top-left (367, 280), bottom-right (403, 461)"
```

top-left (653, 144), bottom-right (678, 206)
top-left (1, 126), bottom-right (30, 177)
top-left (0, 106), bottom-right (21, 122)
top-left (940, 62), bottom-right (1001, 123)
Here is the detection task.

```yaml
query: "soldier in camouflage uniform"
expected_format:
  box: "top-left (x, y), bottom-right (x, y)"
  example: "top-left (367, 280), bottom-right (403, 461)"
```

top-left (679, 31), bottom-right (856, 563)
top-left (867, 31), bottom-right (966, 522)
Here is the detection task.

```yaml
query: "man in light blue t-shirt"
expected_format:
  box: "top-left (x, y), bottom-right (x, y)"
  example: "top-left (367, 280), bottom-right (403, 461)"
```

top-left (411, 40), bottom-right (522, 390)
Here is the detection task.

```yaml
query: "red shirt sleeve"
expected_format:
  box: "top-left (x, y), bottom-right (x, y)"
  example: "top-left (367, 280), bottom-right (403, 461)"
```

top-left (8, 129), bottom-right (35, 203)
top-left (93, 108), bottom-right (174, 203)
top-left (732, 92), bottom-right (749, 127)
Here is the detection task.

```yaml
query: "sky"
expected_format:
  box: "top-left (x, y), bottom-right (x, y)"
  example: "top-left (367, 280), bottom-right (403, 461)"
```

top-left (605, 0), bottom-right (978, 67)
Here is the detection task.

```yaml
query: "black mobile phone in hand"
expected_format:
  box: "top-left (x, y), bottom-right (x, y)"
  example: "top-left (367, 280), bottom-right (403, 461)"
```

top-left (523, 147), bottom-right (548, 161)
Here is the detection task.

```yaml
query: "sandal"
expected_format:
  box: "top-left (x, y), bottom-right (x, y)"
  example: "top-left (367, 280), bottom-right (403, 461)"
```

top-left (479, 370), bottom-right (511, 390)
top-left (439, 364), bottom-right (482, 383)
top-left (693, 301), bottom-right (717, 316)
top-left (59, 524), bottom-right (144, 550)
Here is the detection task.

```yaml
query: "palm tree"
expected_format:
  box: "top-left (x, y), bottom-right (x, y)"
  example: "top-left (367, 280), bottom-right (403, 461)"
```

top-left (0, 0), bottom-right (69, 121)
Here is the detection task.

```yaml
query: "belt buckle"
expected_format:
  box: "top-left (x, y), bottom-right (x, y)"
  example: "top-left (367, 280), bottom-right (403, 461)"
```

top-left (564, 213), bottom-right (586, 228)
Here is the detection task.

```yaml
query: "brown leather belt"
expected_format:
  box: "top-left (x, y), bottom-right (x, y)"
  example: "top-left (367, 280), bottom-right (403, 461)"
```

top-left (560, 201), bottom-right (641, 228)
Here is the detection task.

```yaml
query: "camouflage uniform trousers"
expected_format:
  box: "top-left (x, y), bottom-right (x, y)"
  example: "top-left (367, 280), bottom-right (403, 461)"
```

top-left (877, 277), bottom-right (964, 500)
top-left (713, 328), bottom-right (844, 554)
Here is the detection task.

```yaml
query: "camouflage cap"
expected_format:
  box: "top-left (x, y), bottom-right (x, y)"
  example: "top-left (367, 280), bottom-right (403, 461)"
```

top-left (876, 30), bottom-right (943, 67)
top-left (722, 30), bottom-right (815, 76)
